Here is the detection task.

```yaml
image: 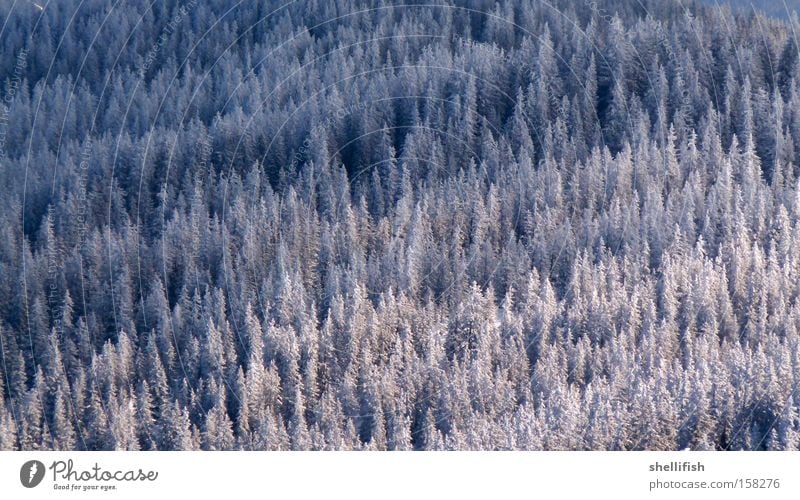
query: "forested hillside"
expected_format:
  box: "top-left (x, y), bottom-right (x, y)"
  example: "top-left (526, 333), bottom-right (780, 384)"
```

top-left (0, 0), bottom-right (799, 450)
top-left (702, 0), bottom-right (800, 19)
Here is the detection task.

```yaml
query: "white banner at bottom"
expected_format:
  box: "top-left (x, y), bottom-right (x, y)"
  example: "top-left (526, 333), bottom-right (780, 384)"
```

top-left (0, 451), bottom-right (798, 499)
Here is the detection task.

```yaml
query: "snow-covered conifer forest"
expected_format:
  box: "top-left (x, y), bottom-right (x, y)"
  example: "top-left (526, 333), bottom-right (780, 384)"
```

top-left (0, 0), bottom-right (799, 450)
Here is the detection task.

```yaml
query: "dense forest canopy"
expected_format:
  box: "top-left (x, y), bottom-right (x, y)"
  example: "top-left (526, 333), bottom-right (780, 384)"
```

top-left (701, 0), bottom-right (800, 19)
top-left (0, 0), bottom-right (799, 450)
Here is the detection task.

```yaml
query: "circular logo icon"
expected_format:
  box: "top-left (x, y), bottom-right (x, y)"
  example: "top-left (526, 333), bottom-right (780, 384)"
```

top-left (20, 460), bottom-right (45, 488)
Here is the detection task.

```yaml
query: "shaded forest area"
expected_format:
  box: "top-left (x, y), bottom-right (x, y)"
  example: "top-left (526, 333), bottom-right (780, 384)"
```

top-left (0, 0), bottom-right (799, 450)
top-left (702, 0), bottom-right (800, 19)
